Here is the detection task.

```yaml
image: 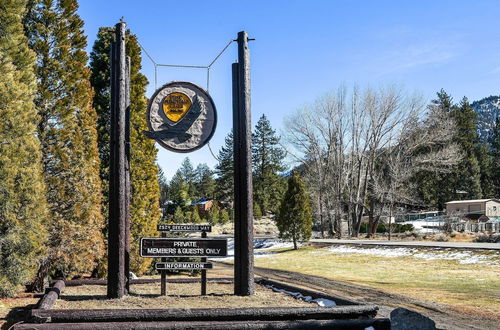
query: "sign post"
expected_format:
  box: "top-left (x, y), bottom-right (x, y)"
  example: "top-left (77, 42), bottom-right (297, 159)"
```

top-left (233, 31), bottom-right (254, 296)
top-left (160, 231), bottom-right (167, 296)
top-left (107, 21), bottom-right (131, 299)
top-left (149, 225), bottom-right (222, 295)
top-left (201, 231), bottom-right (207, 296)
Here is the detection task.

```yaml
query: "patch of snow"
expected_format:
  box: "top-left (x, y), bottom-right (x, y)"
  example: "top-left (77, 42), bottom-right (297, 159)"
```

top-left (314, 298), bottom-right (337, 307)
top-left (365, 327), bottom-right (375, 330)
top-left (216, 238), bottom-right (295, 261)
top-left (265, 285), bottom-right (337, 307)
top-left (323, 245), bottom-right (500, 266)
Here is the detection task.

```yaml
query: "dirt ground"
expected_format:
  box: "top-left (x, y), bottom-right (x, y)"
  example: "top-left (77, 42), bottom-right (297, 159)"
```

top-left (215, 263), bottom-right (499, 330)
top-left (55, 282), bottom-right (310, 310)
top-left (2, 257), bottom-right (498, 329)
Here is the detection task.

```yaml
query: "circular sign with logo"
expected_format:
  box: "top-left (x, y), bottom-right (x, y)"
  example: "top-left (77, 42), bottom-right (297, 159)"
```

top-left (145, 81), bottom-right (217, 153)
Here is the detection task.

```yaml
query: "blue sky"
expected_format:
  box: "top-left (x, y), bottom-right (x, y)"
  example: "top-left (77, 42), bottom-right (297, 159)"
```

top-left (78, 0), bottom-right (500, 179)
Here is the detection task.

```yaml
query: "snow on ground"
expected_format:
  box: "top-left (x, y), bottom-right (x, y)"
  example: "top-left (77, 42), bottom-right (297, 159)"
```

top-left (264, 285), bottom-right (337, 307)
top-left (215, 239), bottom-right (296, 261)
top-left (322, 245), bottom-right (500, 266)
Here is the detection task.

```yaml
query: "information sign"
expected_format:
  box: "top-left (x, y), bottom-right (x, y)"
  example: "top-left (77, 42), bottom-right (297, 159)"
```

top-left (140, 238), bottom-right (227, 258)
top-left (157, 224), bottom-right (212, 232)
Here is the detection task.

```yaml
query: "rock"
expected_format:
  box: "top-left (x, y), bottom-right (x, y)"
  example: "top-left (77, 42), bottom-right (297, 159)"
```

top-left (390, 307), bottom-right (437, 330)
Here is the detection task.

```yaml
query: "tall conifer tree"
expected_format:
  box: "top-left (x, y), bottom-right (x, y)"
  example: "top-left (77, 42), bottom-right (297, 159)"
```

top-left (25, 0), bottom-right (104, 280)
top-left (451, 97), bottom-right (482, 199)
top-left (415, 90), bottom-right (459, 208)
top-left (252, 114), bottom-right (286, 213)
top-left (215, 131), bottom-right (234, 203)
top-left (489, 118), bottom-right (500, 198)
top-left (277, 171), bottom-right (312, 250)
top-left (0, 0), bottom-right (48, 296)
top-left (90, 28), bottom-right (161, 275)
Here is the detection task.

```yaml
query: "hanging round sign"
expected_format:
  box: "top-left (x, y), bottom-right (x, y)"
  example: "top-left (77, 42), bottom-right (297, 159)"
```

top-left (145, 81), bottom-right (217, 153)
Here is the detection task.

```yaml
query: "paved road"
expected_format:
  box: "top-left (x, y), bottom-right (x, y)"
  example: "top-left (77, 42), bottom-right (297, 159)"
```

top-left (310, 239), bottom-right (500, 250)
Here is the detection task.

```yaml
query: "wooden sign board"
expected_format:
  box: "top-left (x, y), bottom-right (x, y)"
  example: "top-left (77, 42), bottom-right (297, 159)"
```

top-left (145, 81), bottom-right (217, 153)
top-left (155, 262), bottom-right (213, 270)
top-left (140, 238), bottom-right (228, 258)
top-left (157, 224), bottom-right (212, 232)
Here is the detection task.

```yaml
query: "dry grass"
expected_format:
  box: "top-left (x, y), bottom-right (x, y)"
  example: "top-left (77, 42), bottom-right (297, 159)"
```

top-left (0, 293), bottom-right (39, 328)
top-left (211, 216), bottom-right (278, 236)
top-left (54, 282), bottom-right (311, 310)
top-left (254, 246), bottom-right (500, 319)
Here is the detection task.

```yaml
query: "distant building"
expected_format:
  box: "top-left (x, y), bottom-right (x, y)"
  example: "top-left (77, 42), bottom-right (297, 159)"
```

top-left (445, 199), bottom-right (500, 222)
top-left (395, 210), bottom-right (444, 222)
top-left (193, 198), bottom-right (214, 216)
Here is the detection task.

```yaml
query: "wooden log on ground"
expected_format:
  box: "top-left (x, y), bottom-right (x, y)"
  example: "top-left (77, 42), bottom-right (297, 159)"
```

top-left (15, 318), bottom-right (391, 329)
top-left (38, 280), bottom-right (65, 310)
top-left (30, 306), bottom-right (379, 324)
top-left (63, 278), bottom-right (236, 286)
top-left (256, 278), bottom-right (360, 307)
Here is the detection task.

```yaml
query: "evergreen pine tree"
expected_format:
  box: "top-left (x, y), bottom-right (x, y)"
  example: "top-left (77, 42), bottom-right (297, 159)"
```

top-left (207, 202), bottom-right (219, 225)
top-left (158, 167), bottom-right (169, 213)
top-left (451, 97), bottom-right (482, 199)
top-left (173, 206), bottom-right (186, 223)
top-left (190, 207), bottom-right (202, 223)
top-left (219, 209), bottom-right (230, 225)
top-left (194, 163), bottom-right (216, 199)
top-left (169, 170), bottom-right (191, 209)
top-left (277, 171), bottom-right (312, 250)
top-left (252, 114), bottom-right (286, 213)
top-left (414, 90), bottom-right (459, 208)
top-left (179, 157), bottom-right (197, 199)
top-left (89, 28), bottom-right (161, 275)
top-left (0, 0), bottom-right (48, 296)
top-left (25, 0), bottom-right (104, 280)
top-left (489, 118), bottom-right (500, 197)
top-left (215, 131), bottom-right (234, 203)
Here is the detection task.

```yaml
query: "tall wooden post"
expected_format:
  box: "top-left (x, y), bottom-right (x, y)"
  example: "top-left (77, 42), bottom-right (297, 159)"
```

top-left (108, 21), bottom-right (131, 299)
top-left (233, 31), bottom-right (254, 296)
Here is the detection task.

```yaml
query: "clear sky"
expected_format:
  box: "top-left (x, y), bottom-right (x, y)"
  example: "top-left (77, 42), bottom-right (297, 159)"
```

top-left (78, 0), bottom-right (500, 179)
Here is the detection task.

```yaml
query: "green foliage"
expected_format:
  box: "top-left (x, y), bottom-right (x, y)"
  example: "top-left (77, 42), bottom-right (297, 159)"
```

top-left (173, 206), bottom-right (186, 224)
top-left (253, 202), bottom-right (262, 219)
top-left (194, 163), bottom-right (216, 199)
top-left (158, 168), bottom-right (169, 210)
top-left (277, 171), bottom-right (312, 249)
top-left (489, 118), bottom-right (500, 198)
top-left (179, 157), bottom-right (197, 198)
top-left (219, 209), bottom-right (230, 225)
top-left (215, 132), bottom-right (234, 203)
top-left (89, 29), bottom-right (161, 275)
top-left (25, 0), bottom-right (104, 279)
top-left (207, 202), bottom-right (219, 225)
top-left (0, 0), bottom-right (48, 297)
top-left (169, 170), bottom-right (191, 210)
top-left (359, 223), bottom-right (414, 234)
top-left (252, 115), bottom-right (287, 213)
top-left (190, 207), bottom-right (202, 223)
top-left (451, 97), bottom-right (482, 199)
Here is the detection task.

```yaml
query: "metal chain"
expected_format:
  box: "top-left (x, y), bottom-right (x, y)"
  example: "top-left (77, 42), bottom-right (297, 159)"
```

top-left (137, 38), bottom-right (235, 161)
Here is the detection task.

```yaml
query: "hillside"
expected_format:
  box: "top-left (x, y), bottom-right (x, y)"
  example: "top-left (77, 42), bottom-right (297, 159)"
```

top-left (472, 95), bottom-right (500, 142)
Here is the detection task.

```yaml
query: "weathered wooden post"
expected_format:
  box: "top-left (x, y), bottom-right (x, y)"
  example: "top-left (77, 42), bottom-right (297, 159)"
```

top-left (201, 231), bottom-right (207, 295)
top-left (233, 31), bottom-right (254, 296)
top-left (107, 21), bottom-right (131, 299)
top-left (160, 231), bottom-right (167, 296)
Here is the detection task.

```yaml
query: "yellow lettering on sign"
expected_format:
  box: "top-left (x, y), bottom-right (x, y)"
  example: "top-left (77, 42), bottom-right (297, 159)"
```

top-left (162, 92), bottom-right (192, 122)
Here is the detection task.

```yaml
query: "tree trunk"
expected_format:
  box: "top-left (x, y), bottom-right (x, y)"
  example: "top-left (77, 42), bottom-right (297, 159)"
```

top-left (28, 257), bottom-right (51, 293)
top-left (318, 194), bottom-right (325, 238)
